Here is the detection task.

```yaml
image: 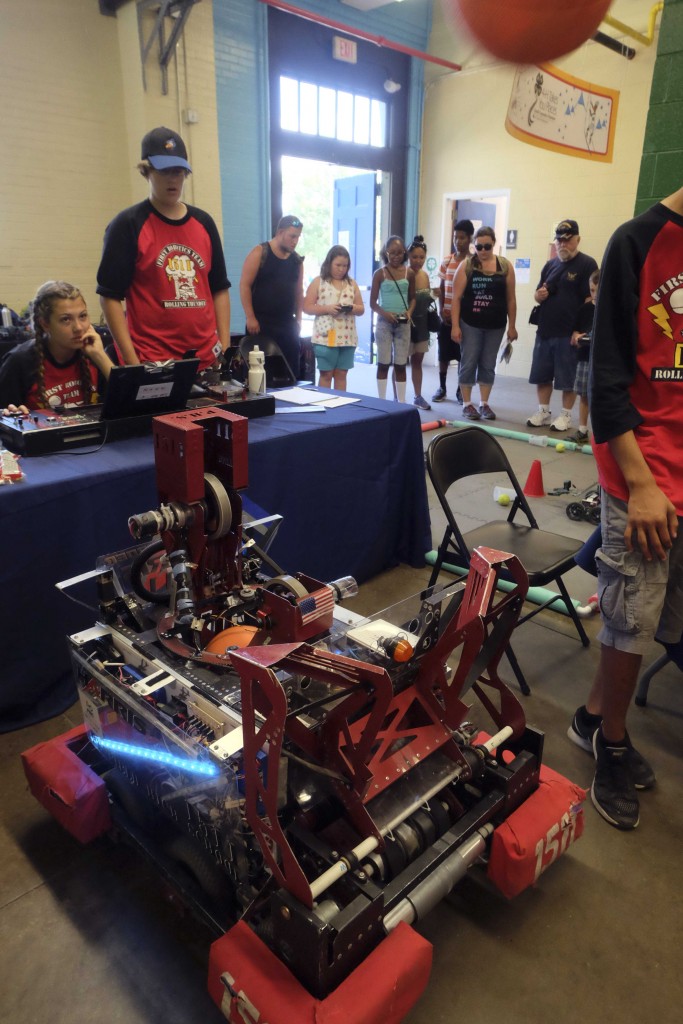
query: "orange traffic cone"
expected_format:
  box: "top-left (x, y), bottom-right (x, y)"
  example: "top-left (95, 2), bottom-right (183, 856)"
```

top-left (523, 458), bottom-right (545, 497)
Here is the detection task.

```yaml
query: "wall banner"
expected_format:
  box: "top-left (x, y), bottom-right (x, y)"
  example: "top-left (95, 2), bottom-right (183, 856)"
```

top-left (505, 64), bottom-right (619, 163)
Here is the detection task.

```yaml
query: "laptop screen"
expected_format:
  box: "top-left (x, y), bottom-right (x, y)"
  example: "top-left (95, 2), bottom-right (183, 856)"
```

top-left (102, 359), bottom-right (200, 420)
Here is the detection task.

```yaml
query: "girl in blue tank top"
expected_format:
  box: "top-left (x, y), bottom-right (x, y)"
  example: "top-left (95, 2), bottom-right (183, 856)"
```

top-left (369, 235), bottom-right (416, 402)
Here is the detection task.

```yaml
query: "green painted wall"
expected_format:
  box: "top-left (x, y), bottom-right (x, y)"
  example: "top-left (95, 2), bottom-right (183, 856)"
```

top-left (636, 0), bottom-right (683, 213)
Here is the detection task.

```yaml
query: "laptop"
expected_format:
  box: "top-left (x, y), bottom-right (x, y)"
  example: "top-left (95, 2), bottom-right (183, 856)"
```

top-left (101, 359), bottom-right (200, 419)
top-left (0, 359), bottom-right (202, 455)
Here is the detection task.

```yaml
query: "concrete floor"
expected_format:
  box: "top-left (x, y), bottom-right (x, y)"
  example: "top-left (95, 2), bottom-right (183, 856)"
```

top-left (2, 364), bottom-right (682, 1024)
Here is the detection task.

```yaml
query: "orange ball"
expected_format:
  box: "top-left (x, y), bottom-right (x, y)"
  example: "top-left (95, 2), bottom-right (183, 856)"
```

top-left (204, 624), bottom-right (259, 654)
top-left (445, 0), bottom-right (613, 64)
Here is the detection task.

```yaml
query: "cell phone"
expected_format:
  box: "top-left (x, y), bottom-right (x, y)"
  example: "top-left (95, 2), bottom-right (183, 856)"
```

top-left (396, 314), bottom-right (409, 323)
top-left (339, 304), bottom-right (353, 314)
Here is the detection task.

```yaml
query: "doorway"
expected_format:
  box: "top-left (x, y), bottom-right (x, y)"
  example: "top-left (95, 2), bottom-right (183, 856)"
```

top-left (268, 6), bottom-right (410, 363)
top-left (282, 157), bottom-right (387, 362)
top-left (441, 191), bottom-right (511, 259)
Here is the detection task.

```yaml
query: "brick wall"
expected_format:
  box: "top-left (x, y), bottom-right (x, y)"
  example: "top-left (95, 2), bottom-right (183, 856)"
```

top-left (636, 0), bottom-right (683, 213)
top-left (0, 0), bottom-right (222, 315)
top-left (420, 1), bottom-right (660, 379)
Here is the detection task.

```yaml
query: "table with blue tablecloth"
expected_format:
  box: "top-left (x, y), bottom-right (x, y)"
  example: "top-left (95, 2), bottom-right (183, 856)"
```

top-left (0, 395), bottom-right (431, 731)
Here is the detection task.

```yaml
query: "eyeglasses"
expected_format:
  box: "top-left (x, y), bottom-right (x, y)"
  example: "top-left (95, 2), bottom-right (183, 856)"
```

top-left (475, 243), bottom-right (493, 251)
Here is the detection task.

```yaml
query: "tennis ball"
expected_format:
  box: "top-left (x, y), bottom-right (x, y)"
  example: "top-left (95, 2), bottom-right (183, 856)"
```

top-left (555, 442), bottom-right (566, 452)
top-left (498, 493), bottom-right (511, 506)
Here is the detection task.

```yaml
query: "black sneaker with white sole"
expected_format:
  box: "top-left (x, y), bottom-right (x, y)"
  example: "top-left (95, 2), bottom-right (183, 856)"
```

top-left (567, 705), bottom-right (601, 752)
top-left (568, 706), bottom-right (656, 790)
top-left (591, 728), bottom-right (639, 830)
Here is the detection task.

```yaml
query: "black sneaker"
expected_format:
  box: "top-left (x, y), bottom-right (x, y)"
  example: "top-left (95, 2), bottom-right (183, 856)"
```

top-left (568, 707), bottom-right (656, 790)
top-left (432, 386), bottom-right (446, 402)
top-left (455, 386), bottom-right (463, 404)
top-left (567, 705), bottom-right (600, 753)
top-left (566, 429), bottom-right (589, 444)
top-left (591, 729), bottom-right (639, 830)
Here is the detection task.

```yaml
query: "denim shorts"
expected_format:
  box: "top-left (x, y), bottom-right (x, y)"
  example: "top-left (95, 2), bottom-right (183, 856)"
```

top-left (596, 491), bottom-right (683, 654)
top-left (458, 322), bottom-right (505, 386)
top-left (529, 334), bottom-right (578, 391)
top-left (375, 319), bottom-right (411, 366)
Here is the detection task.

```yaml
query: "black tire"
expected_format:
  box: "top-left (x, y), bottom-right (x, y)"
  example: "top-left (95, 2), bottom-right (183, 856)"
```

top-left (130, 539), bottom-right (169, 604)
top-left (566, 502), bottom-right (585, 522)
top-left (103, 768), bottom-right (153, 830)
top-left (589, 505), bottom-right (602, 525)
top-left (163, 832), bottom-right (234, 914)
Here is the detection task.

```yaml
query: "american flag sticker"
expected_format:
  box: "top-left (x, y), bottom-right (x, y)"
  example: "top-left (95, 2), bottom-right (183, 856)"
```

top-left (297, 586), bottom-right (335, 624)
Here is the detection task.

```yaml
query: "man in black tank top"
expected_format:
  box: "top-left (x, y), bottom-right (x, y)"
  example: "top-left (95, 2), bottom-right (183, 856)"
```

top-left (240, 215), bottom-right (305, 376)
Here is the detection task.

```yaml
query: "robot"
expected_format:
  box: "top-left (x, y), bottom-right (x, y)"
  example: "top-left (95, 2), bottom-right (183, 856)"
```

top-left (23, 407), bottom-right (585, 1023)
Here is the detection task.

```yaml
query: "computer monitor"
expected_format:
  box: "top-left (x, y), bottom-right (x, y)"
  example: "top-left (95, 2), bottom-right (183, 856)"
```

top-left (102, 359), bottom-right (200, 419)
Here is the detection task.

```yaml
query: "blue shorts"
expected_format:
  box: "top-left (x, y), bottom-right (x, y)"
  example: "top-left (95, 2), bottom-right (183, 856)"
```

top-left (574, 359), bottom-right (589, 397)
top-left (313, 344), bottom-right (356, 373)
top-left (596, 491), bottom-right (683, 654)
top-left (374, 319), bottom-right (411, 366)
top-left (529, 334), bottom-right (578, 392)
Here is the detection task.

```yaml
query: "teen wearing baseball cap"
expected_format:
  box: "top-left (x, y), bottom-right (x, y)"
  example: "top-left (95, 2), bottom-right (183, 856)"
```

top-left (97, 126), bottom-right (230, 369)
top-left (140, 126), bottom-right (192, 172)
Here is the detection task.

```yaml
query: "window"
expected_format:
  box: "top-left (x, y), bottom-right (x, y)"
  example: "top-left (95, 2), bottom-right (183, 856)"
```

top-left (279, 76), bottom-right (387, 147)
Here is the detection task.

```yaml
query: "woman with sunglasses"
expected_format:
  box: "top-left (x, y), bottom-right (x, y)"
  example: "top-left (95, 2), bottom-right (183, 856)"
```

top-left (449, 226), bottom-right (517, 420)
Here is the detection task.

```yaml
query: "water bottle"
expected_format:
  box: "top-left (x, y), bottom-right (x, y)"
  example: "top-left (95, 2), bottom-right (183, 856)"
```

top-left (248, 346), bottom-right (266, 395)
top-left (1, 306), bottom-right (12, 328)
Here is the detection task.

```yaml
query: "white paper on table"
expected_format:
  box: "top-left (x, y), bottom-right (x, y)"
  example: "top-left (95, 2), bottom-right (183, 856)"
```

top-left (272, 387), bottom-right (325, 405)
top-left (317, 396), bottom-right (360, 408)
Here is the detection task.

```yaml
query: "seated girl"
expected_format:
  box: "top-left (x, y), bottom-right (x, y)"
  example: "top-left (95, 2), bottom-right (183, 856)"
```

top-left (0, 280), bottom-right (114, 414)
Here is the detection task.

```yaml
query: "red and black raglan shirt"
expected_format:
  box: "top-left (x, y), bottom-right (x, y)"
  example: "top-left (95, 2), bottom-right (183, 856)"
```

top-left (590, 202), bottom-right (683, 514)
top-left (96, 199), bottom-right (230, 368)
top-left (0, 340), bottom-right (98, 410)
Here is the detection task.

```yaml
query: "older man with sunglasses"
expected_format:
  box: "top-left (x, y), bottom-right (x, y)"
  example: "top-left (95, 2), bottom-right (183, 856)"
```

top-left (526, 219), bottom-right (598, 432)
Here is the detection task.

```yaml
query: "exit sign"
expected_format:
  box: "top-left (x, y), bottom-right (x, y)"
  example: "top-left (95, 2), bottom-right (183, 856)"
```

top-left (333, 36), bottom-right (357, 63)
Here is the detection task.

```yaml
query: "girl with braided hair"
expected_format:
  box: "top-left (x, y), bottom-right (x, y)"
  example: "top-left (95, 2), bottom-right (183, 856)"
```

top-left (0, 281), bottom-right (114, 413)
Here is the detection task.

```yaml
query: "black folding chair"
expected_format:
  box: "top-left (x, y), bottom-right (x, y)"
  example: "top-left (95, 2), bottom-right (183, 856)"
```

top-left (238, 335), bottom-right (297, 388)
top-left (635, 635), bottom-right (683, 707)
top-left (427, 426), bottom-right (590, 694)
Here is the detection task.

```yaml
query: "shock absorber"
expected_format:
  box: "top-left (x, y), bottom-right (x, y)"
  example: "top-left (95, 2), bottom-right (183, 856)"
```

top-left (169, 549), bottom-right (196, 627)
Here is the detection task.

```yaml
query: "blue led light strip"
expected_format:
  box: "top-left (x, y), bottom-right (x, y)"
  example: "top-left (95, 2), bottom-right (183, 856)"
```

top-left (91, 735), bottom-right (219, 776)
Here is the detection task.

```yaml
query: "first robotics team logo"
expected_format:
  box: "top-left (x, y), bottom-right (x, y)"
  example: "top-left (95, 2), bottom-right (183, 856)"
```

top-left (156, 245), bottom-right (207, 308)
top-left (647, 273), bottom-right (683, 381)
